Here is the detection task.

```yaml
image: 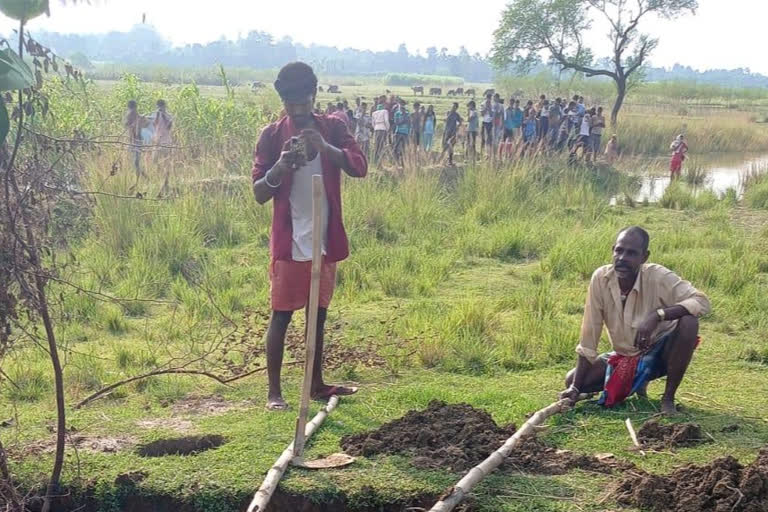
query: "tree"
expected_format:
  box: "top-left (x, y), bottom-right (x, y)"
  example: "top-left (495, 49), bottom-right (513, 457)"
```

top-left (491, 0), bottom-right (698, 126)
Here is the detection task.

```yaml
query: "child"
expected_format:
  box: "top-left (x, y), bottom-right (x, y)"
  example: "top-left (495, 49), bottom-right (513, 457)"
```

top-left (604, 134), bottom-right (619, 164)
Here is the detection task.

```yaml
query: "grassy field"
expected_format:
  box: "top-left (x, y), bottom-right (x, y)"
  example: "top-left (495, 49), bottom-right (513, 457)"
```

top-left (3, 76), bottom-right (768, 511)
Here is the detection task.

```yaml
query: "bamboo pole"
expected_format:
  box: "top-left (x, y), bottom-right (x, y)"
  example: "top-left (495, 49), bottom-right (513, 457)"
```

top-left (625, 418), bottom-right (646, 456)
top-left (428, 394), bottom-right (590, 512)
top-left (247, 395), bottom-right (340, 512)
top-left (293, 174), bottom-right (325, 461)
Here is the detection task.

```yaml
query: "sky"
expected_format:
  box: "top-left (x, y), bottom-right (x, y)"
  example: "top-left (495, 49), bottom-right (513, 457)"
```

top-left (1, 0), bottom-right (766, 74)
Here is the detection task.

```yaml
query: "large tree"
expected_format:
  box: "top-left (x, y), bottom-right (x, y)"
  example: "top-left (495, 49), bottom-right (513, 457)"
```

top-left (492, 0), bottom-right (697, 126)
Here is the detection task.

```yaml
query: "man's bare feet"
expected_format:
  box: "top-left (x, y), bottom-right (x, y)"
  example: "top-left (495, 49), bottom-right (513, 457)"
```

top-left (661, 398), bottom-right (678, 416)
top-left (266, 395), bottom-right (288, 411)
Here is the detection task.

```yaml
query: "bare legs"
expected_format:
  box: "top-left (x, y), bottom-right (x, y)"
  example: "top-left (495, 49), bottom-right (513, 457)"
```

top-left (564, 315), bottom-right (699, 415)
top-left (266, 308), bottom-right (334, 409)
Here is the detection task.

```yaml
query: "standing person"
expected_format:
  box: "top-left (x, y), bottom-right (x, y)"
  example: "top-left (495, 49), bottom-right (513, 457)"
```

top-left (440, 102), bottom-right (463, 166)
top-left (491, 94), bottom-right (505, 155)
top-left (152, 99), bottom-right (173, 153)
top-left (559, 227), bottom-right (710, 416)
top-left (422, 105), bottom-right (436, 152)
top-left (480, 93), bottom-right (493, 152)
top-left (345, 101), bottom-right (355, 127)
top-left (354, 97), bottom-right (362, 119)
top-left (325, 102), bottom-right (335, 115)
top-left (251, 62), bottom-right (367, 410)
top-left (411, 101), bottom-right (423, 148)
top-left (355, 102), bottom-right (372, 158)
top-left (572, 107), bottom-right (594, 161)
top-left (539, 99), bottom-right (550, 142)
top-left (592, 106), bottom-right (606, 155)
top-left (669, 134), bottom-right (688, 180)
top-left (522, 106), bottom-right (537, 145)
top-left (393, 99), bottom-right (410, 165)
top-left (548, 98), bottom-right (562, 145)
top-left (605, 134), bottom-right (619, 165)
top-left (466, 100), bottom-right (479, 160)
top-left (372, 103), bottom-right (390, 164)
top-left (123, 100), bottom-right (149, 180)
top-left (331, 101), bottom-right (351, 131)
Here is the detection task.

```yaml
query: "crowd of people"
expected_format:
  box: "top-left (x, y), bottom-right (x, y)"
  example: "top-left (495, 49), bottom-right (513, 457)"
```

top-left (317, 92), bottom-right (626, 167)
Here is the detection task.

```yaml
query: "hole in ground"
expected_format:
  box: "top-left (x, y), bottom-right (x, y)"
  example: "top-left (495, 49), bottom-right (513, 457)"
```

top-left (136, 434), bottom-right (226, 457)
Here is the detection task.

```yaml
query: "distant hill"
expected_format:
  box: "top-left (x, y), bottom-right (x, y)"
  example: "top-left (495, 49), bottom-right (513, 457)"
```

top-left (13, 25), bottom-right (768, 89)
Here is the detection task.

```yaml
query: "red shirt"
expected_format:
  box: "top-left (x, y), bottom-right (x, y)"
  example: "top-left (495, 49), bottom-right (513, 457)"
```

top-left (251, 114), bottom-right (368, 263)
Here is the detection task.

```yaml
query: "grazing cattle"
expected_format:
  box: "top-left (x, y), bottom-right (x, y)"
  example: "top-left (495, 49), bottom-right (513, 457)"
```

top-left (465, 88), bottom-right (475, 96)
top-left (455, 87), bottom-right (464, 95)
top-left (251, 81), bottom-right (266, 91)
top-left (412, 86), bottom-right (424, 95)
top-left (447, 90), bottom-right (456, 96)
top-left (429, 87), bottom-right (442, 96)
top-left (483, 88), bottom-right (495, 97)
top-left (318, 86), bottom-right (324, 92)
top-left (328, 85), bottom-right (340, 93)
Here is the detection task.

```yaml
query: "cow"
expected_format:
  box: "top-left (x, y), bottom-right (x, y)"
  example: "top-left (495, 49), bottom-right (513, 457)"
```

top-left (447, 90), bottom-right (456, 96)
top-left (483, 88), bottom-right (496, 97)
top-left (455, 87), bottom-right (464, 95)
top-left (328, 85), bottom-right (341, 93)
top-left (251, 81), bottom-right (266, 91)
top-left (429, 87), bottom-right (442, 96)
top-left (318, 85), bottom-right (324, 92)
top-left (465, 88), bottom-right (475, 97)
top-left (412, 86), bottom-right (424, 95)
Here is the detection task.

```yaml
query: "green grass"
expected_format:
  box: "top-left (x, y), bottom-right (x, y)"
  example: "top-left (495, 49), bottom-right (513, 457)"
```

top-left (4, 75), bottom-right (768, 511)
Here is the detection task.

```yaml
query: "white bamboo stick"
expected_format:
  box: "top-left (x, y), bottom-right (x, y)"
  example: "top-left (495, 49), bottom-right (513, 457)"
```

top-left (625, 418), bottom-right (646, 456)
top-left (293, 174), bottom-right (325, 460)
top-left (247, 395), bottom-right (340, 512)
top-left (428, 394), bottom-right (590, 512)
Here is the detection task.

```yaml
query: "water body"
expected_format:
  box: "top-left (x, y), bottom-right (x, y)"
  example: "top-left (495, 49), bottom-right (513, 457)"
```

top-left (622, 153), bottom-right (768, 203)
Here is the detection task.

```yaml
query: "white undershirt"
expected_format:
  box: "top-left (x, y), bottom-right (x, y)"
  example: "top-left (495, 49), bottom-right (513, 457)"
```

top-left (289, 154), bottom-right (328, 261)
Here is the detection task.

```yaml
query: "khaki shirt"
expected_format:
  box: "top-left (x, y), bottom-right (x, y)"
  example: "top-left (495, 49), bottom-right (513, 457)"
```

top-left (577, 264), bottom-right (711, 363)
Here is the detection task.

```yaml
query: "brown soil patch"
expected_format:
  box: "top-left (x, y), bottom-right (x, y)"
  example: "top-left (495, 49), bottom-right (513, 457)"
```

top-left (20, 434), bottom-right (135, 456)
top-left (638, 420), bottom-right (708, 449)
top-left (615, 445), bottom-right (768, 512)
top-left (136, 418), bottom-right (195, 433)
top-left (169, 394), bottom-right (249, 416)
top-left (340, 400), bottom-right (628, 474)
top-left (136, 434), bottom-right (226, 457)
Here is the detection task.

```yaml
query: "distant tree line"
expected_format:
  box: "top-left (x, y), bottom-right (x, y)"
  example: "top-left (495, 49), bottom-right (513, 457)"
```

top-left (10, 24), bottom-right (768, 89)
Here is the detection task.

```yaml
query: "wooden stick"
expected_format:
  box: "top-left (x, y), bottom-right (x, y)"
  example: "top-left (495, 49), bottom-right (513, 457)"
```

top-left (428, 394), bottom-right (590, 512)
top-left (247, 395), bottom-right (340, 512)
top-left (624, 418), bottom-right (646, 456)
top-left (293, 174), bottom-right (325, 461)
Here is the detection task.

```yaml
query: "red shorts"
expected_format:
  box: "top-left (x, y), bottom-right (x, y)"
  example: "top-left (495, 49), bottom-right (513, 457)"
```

top-left (270, 259), bottom-right (337, 312)
top-left (670, 153), bottom-right (684, 174)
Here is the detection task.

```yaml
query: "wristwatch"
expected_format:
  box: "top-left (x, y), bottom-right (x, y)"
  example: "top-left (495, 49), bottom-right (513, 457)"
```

top-left (656, 308), bottom-right (666, 321)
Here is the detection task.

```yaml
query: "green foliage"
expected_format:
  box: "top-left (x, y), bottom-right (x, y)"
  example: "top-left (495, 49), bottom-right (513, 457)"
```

top-left (0, 0), bottom-right (48, 22)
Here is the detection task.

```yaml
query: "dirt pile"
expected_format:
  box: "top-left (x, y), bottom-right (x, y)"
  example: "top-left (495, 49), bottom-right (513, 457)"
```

top-left (340, 400), bottom-right (627, 474)
top-left (638, 420), bottom-right (707, 449)
top-left (615, 445), bottom-right (768, 512)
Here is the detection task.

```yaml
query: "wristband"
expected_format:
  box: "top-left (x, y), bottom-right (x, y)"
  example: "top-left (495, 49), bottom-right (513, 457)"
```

top-left (264, 170), bottom-right (282, 188)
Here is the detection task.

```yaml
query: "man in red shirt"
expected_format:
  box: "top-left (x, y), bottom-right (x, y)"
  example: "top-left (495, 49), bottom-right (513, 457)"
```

top-left (252, 62), bottom-right (367, 410)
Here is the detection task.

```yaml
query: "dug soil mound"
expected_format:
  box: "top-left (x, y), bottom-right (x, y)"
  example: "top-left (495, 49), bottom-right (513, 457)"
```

top-left (340, 400), bottom-right (628, 474)
top-left (615, 445), bottom-right (768, 512)
top-left (638, 419), bottom-right (707, 449)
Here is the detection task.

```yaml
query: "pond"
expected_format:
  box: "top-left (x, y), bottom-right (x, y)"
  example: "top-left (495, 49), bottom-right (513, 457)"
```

top-left (619, 153), bottom-right (768, 203)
